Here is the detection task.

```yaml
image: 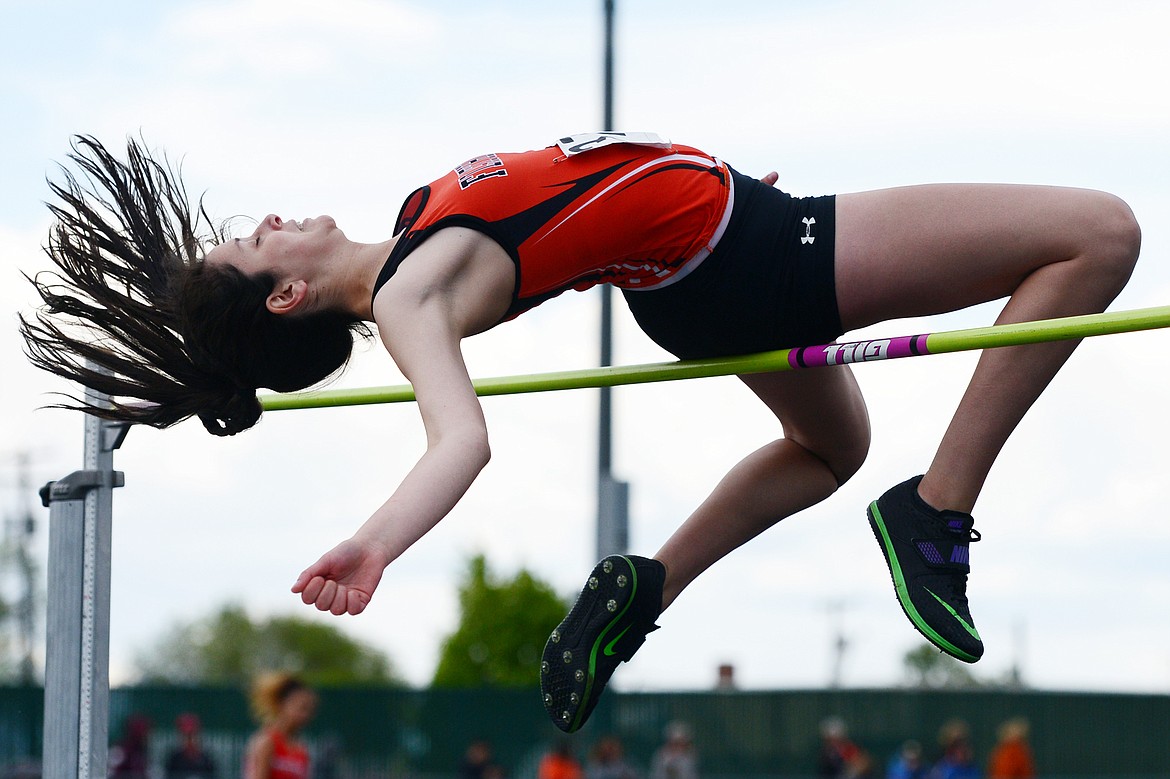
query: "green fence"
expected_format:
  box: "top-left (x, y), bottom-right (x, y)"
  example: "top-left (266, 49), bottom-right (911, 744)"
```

top-left (3, 685), bottom-right (1168, 777)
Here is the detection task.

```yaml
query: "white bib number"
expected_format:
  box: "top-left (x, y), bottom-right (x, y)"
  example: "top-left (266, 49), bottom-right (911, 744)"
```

top-left (556, 131), bottom-right (672, 157)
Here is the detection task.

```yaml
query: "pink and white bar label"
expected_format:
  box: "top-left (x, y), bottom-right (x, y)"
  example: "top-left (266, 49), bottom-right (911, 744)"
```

top-left (788, 334), bottom-right (931, 369)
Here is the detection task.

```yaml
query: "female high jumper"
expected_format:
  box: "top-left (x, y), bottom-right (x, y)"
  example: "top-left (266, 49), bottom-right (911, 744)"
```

top-left (22, 133), bottom-right (1140, 732)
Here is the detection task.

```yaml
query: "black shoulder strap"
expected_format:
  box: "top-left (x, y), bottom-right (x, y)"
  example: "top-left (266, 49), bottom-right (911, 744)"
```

top-left (373, 186), bottom-right (433, 306)
top-left (394, 185), bottom-right (430, 235)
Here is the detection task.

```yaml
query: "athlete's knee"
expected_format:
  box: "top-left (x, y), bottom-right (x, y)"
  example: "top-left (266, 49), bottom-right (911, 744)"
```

top-left (819, 383), bottom-right (871, 486)
top-left (831, 418), bottom-right (871, 486)
top-left (1085, 191), bottom-right (1141, 291)
top-left (801, 411), bottom-right (870, 488)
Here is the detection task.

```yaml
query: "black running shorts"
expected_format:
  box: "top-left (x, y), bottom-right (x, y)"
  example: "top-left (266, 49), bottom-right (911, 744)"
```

top-left (622, 168), bottom-right (841, 360)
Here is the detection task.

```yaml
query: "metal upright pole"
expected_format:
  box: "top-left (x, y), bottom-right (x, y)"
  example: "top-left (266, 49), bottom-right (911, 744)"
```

top-left (41, 377), bottom-right (127, 779)
top-left (597, 0), bottom-right (630, 559)
top-left (599, 0), bottom-right (615, 475)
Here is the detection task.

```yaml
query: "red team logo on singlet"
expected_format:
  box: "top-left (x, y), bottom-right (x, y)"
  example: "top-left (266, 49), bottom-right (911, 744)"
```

top-left (456, 154), bottom-right (508, 189)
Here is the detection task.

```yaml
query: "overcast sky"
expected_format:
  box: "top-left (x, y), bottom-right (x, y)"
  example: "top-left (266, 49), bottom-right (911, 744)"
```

top-left (2, 1), bottom-right (1169, 694)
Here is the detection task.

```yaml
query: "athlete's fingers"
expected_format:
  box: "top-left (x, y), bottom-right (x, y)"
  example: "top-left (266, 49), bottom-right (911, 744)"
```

top-left (317, 580), bottom-right (339, 611)
top-left (347, 589), bottom-right (370, 616)
top-left (330, 588), bottom-right (349, 616)
top-left (761, 171), bottom-right (779, 187)
top-left (291, 569), bottom-right (312, 594)
top-left (299, 575), bottom-right (325, 605)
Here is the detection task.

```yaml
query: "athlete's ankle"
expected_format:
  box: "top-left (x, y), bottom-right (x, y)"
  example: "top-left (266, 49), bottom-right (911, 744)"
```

top-left (643, 552), bottom-right (678, 609)
top-left (654, 559), bottom-right (679, 614)
top-left (917, 473), bottom-right (976, 515)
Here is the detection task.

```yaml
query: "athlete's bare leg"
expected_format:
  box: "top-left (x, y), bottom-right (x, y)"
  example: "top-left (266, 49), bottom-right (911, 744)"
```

top-left (654, 183), bottom-right (1139, 610)
top-left (656, 366), bottom-right (871, 609)
top-left (834, 183), bottom-right (1139, 512)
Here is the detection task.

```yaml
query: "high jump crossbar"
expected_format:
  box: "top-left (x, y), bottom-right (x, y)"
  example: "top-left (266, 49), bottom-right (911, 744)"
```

top-left (261, 305), bottom-right (1170, 411)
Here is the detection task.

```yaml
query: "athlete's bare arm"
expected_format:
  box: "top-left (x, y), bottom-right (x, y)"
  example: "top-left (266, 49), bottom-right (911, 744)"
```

top-left (292, 228), bottom-right (515, 615)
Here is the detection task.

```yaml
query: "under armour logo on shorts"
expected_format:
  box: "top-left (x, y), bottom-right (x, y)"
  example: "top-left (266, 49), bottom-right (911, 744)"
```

top-left (801, 217), bottom-right (816, 245)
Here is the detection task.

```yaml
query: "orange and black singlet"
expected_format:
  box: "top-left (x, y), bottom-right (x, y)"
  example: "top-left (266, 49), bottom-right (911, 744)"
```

top-left (375, 136), bottom-right (844, 359)
top-left (374, 140), bottom-right (733, 320)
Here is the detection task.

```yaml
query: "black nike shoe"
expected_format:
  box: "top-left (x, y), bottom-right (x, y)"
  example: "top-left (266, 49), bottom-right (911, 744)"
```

top-left (540, 554), bottom-right (665, 733)
top-left (867, 475), bottom-right (984, 663)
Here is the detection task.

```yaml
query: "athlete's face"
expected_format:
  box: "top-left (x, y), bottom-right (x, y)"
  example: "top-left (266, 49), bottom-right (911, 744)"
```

top-left (204, 213), bottom-right (342, 279)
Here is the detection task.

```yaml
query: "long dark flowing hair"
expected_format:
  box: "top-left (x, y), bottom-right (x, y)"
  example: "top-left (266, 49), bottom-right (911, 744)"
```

top-left (20, 135), bottom-right (371, 436)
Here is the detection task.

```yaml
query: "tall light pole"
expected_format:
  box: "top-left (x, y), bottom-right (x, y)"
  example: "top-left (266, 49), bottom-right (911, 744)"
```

top-left (596, 0), bottom-right (629, 560)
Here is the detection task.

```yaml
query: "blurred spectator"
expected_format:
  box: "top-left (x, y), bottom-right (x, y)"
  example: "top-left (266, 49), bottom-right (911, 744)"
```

top-left (816, 716), bottom-right (872, 778)
top-left (887, 740), bottom-right (926, 779)
top-left (461, 740), bottom-right (504, 779)
top-left (987, 718), bottom-right (1035, 779)
top-left (929, 719), bottom-right (981, 779)
top-left (587, 736), bottom-right (638, 779)
top-left (164, 713), bottom-right (217, 779)
top-left (110, 714), bottom-right (151, 779)
top-left (243, 672), bottom-right (317, 779)
top-left (539, 740), bottom-right (583, 779)
top-left (651, 721), bottom-right (699, 779)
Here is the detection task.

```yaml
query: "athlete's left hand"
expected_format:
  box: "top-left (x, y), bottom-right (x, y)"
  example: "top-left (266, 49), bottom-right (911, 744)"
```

top-left (761, 171), bottom-right (779, 187)
top-left (291, 536), bottom-right (388, 616)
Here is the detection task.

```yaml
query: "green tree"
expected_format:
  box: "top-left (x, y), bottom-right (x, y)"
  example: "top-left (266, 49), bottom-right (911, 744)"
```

top-left (432, 555), bottom-right (567, 687)
top-left (135, 604), bottom-right (401, 687)
top-left (903, 643), bottom-right (983, 689)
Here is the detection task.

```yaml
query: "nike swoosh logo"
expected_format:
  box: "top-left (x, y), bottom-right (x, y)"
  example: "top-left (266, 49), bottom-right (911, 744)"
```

top-left (603, 625), bottom-right (633, 657)
top-left (924, 588), bottom-right (982, 641)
